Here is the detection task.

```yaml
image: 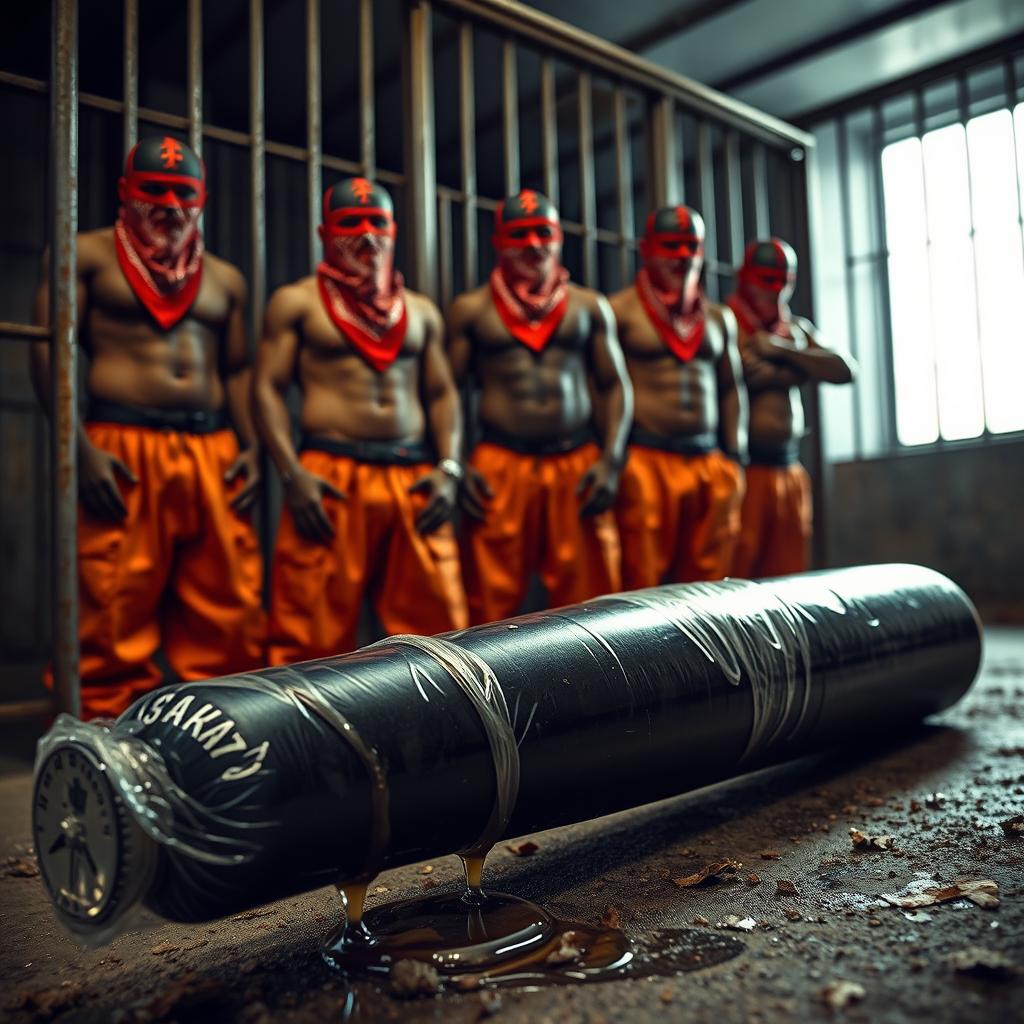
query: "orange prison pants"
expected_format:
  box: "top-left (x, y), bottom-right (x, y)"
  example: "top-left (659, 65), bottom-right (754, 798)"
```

top-left (616, 447), bottom-right (744, 590)
top-left (66, 423), bottom-right (265, 720)
top-left (731, 462), bottom-right (812, 579)
top-left (269, 451), bottom-right (468, 664)
top-left (460, 442), bottom-right (621, 625)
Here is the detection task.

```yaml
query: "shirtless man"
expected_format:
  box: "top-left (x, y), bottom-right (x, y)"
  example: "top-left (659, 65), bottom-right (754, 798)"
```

top-left (254, 177), bottom-right (467, 663)
top-left (30, 135), bottom-right (264, 720)
top-left (726, 238), bottom-right (856, 578)
top-left (446, 190), bottom-right (632, 624)
top-left (610, 205), bottom-right (746, 588)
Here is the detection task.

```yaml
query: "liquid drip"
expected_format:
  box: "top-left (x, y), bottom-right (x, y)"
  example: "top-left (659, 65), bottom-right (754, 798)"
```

top-left (322, 888), bottom-right (745, 990)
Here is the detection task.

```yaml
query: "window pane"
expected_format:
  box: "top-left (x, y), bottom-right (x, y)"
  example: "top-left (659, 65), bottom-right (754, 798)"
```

top-left (968, 109), bottom-right (1024, 434)
top-left (921, 124), bottom-right (984, 441)
top-left (880, 138), bottom-right (926, 252)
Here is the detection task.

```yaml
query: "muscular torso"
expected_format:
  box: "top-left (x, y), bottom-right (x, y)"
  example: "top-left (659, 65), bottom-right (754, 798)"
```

top-left (738, 322), bottom-right (809, 448)
top-left (80, 228), bottom-right (230, 410)
top-left (461, 284), bottom-right (595, 440)
top-left (614, 286), bottom-right (726, 439)
top-left (292, 277), bottom-right (430, 442)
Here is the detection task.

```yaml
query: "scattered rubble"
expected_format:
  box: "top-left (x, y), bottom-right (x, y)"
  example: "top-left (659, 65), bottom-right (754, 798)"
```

top-left (718, 915), bottom-right (757, 932)
top-left (505, 839), bottom-right (540, 857)
top-left (390, 959), bottom-right (440, 998)
top-left (850, 829), bottom-right (894, 851)
top-left (819, 980), bottom-right (866, 1010)
top-left (775, 879), bottom-right (798, 896)
top-left (672, 859), bottom-right (741, 888)
top-left (0, 856), bottom-right (39, 879)
top-left (600, 906), bottom-right (622, 930)
top-left (946, 947), bottom-right (1018, 979)
top-left (882, 879), bottom-right (1000, 910)
top-left (999, 814), bottom-right (1024, 837)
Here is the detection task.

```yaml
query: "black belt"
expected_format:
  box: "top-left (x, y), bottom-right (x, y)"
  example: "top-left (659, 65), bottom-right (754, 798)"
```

top-left (628, 426), bottom-right (717, 456)
top-left (87, 399), bottom-right (229, 434)
top-left (300, 434), bottom-right (433, 465)
top-left (479, 424), bottom-right (595, 456)
top-left (749, 441), bottom-right (800, 467)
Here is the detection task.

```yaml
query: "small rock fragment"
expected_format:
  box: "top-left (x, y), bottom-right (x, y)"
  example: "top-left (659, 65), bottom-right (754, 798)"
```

top-left (545, 931), bottom-right (584, 965)
top-left (746, 873), bottom-right (761, 886)
top-left (946, 947), bottom-right (1017, 979)
top-left (1, 856), bottom-right (39, 879)
top-left (672, 859), bottom-right (741, 888)
top-left (850, 829), bottom-right (894, 851)
top-left (718, 915), bottom-right (757, 932)
top-left (390, 959), bottom-right (440, 998)
top-left (784, 908), bottom-right (801, 921)
top-left (759, 850), bottom-right (781, 860)
top-left (691, 915), bottom-right (710, 926)
top-left (419, 864), bottom-right (434, 875)
top-left (505, 839), bottom-right (539, 857)
top-left (600, 906), bottom-right (622, 930)
top-left (819, 980), bottom-right (866, 1010)
top-left (999, 814), bottom-right (1024, 837)
top-left (776, 879), bottom-right (798, 896)
top-left (148, 942), bottom-right (182, 956)
top-left (659, 987), bottom-right (674, 1003)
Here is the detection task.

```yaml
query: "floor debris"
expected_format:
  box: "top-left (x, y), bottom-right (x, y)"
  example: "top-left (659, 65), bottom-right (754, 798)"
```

top-left (849, 829), bottom-right (894, 850)
top-left (819, 980), bottom-right (866, 1010)
top-left (672, 859), bottom-right (741, 888)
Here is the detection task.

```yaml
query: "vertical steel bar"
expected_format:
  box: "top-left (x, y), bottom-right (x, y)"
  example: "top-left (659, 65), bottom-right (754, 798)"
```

top-left (752, 141), bottom-right (770, 238)
top-left (123, 0), bottom-right (138, 153)
top-left (835, 117), bottom-right (863, 458)
top-left (647, 95), bottom-right (677, 208)
top-left (502, 38), bottom-right (519, 195)
top-left (250, 0), bottom-right (266, 337)
top-left (51, 0), bottom-right (80, 717)
top-left (724, 130), bottom-right (744, 264)
top-left (459, 21), bottom-right (477, 288)
top-left (578, 70), bottom-right (597, 288)
top-left (697, 121), bottom-right (719, 300)
top-left (540, 56), bottom-right (558, 205)
top-left (438, 193), bottom-right (453, 308)
top-left (187, 0), bottom-right (202, 154)
top-left (870, 104), bottom-right (898, 453)
top-left (404, 1), bottom-right (438, 298)
top-left (613, 87), bottom-right (634, 288)
top-left (359, 0), bottom-right (375, 177)
top-left (306, 0), bottom-right (321, 271)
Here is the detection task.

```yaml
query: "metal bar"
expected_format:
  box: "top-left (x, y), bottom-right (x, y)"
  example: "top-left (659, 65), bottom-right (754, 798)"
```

top-left (502, 38), bottom-right (519, 194)
top-left (0, 699), bottom-right (58, 723)
top-left (250, 0), bottom-right (266, 336)
top-left (613, 87), bottom-right (634, 287)
top-left (459, 21), bottom-right (477, 288)
top-left (306, 0), bottom-right (321, 271)
top-left (751, 142), bottom-right (770, 238)
top-left (868, 105), bottom-right (897, 453)
top-left (0, 321), bottom-right (52, 340)
top-left (359, 0), bottom-right (375, 176)
top-left (647, 95), bottom-right (677, 208)
top-left (724, 130), bottom-right (744, 264)
top-left (696, 121), bottom-right (719, 300)
top-left (123, 0), bottom-right (138, 152)
top-left (187, 0), bottom-right (202, 154)
top-left (438, 193), bottom-right (453, 308)
top-left (540, 56), bottom-right (558, 205)
top-left (50, 0), bottom-right (80, 718)
top-left (578, 70), bottom-right (597, 288)
top-left (432, 0), bottom-right (814, 149)
top-left (835, 116), bottom-right (863, 459)
top-left (404, 1), bottom-right (438, 298)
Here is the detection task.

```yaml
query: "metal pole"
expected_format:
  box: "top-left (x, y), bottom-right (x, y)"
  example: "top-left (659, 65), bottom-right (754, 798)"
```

top-left (459, 21), bottom-right (477, 288)
top-left (502, 38), bottom-right (519, 195)
top-left (540, 56), bottom-right (558, 206)
top-left (613, 87), bottom-right (634, 288)
top-left (438, 193), bottom-right (453, 307)
top-left (578, 71), bottom-right (596, 289)
top-left (752, 142), bottom-right (770, 238)
top-left (359, 0), bottom-right (375, 177)
top-left (307, 0), bottom-right (321, 271)
top-left (123, 0), bottom-right (137, 153)
top-left (648, 95), bottom-right (678, 208)
top-left (187, 0), bottom-right (203, 155)
top-left (696, 121), bottom-right (719, 300)
top-left (404, 1), bottom-right (438, 298)
top-left (835, 117), bottom-right (862, 459)
top-left (51, 0), bottom-right (80, 718)
top-left (724, 130), bottom-right (744, 264)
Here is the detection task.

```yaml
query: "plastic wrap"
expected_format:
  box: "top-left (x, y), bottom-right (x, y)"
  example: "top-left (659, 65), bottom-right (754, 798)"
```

top-left (33, 564), bottom-right (982, 942)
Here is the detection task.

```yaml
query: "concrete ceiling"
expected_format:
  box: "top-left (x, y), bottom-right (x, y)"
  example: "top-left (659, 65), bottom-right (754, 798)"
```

top-left (523, 0), bottom-right (1024, 122)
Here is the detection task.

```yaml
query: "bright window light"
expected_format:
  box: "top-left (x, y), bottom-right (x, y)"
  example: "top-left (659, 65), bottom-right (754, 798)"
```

top-left (880, 103), bottom-right (1024, 445)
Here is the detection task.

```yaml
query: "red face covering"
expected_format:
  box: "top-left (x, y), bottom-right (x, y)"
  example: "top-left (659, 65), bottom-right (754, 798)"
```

top-left (636, 206), bottom-right (706, 363)
top-left (114, 136), bottom-right (206, 331)
top-left (489, 190), bottom-right (570, 353)
top-left (316, 178), bottom-right (407, 373)
top-left (727, 239), bottom-right (797, 338)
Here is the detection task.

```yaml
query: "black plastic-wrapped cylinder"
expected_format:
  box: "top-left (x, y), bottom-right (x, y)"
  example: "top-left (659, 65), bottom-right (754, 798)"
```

top-left (33, 565), bottom-right (981, 941)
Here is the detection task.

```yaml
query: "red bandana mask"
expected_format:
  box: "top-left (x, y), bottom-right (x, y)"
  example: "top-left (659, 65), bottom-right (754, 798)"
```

top-left (115, 136), bottom-right (207, 331)
top-left (316, 178), bottom-right (407, 373)
top-left (636, 206), bottom-right (706, 362)
top-left (489, 190), bottom-right (569, 353)
top-left (727, 238), bottom-right (797, 338)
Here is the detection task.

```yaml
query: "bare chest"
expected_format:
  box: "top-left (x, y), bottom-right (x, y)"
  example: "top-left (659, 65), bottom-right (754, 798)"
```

top-left (621, 303), bottom-right (724, 365)
top-left (469, 297), bottom-right (590, 369)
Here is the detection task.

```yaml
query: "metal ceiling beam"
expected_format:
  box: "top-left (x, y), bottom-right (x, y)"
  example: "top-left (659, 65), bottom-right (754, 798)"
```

top-left (619, 0), bottom-right (748, 54)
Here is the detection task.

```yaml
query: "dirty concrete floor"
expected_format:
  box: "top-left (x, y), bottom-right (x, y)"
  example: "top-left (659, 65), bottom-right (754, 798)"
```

top-left (1, 629), bottom-right (1022, 1024)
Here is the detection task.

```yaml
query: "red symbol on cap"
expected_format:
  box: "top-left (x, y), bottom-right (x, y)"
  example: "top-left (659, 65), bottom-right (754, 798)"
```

top-left (675, 207), bottom-right (692, 231)
top-left (351, 178), bottom-right (373, 205)
top-left (160, 137), bottom-right (184, 170)
top-left (519, 190), bottom-right (539, 214)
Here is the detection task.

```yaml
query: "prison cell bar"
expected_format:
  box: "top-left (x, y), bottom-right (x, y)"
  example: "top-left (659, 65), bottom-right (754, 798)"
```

top-left (187, 0), bottom-right (202, 154)
top-left (751, 143), bottom-right (770, 239)
top-left (696, 122), bottom-right (719, 300)
top-left (458, 22), bottom-right (477, 288)
top-left (123, 0), bottom-right (138, 153)
top-left (502, 38), bottom-right (519, 195)
top-left (306, 0), bottom-right (321, 272)
top-left (359, 0), bottom-right (376, 178)
top-left (724, 131), bottom-right (745, 270)
top-left (613, 88), bottom-right (634, 287)
top-left (578, 71), bottom-right (597, 288)
top-left (540, 56), bottom-right (559, 207)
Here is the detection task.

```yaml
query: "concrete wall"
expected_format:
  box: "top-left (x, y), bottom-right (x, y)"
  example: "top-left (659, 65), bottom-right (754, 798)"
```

top-left (826, 440), bottom-right (1024, 623)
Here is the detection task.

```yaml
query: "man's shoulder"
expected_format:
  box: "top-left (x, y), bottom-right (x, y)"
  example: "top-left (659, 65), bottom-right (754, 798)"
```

top-left (202, 251), bottom-right (247, 298)
top-left (266, 276), bottom-right (318, 324)
top-left (607, 282), bottom-right (639, 317)
top-left (446, 283), bottom-right (491, 322)
top-left (77, 227), bottom-right (116, 269)
top-left (404, 287), bottom-right (441, 317)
